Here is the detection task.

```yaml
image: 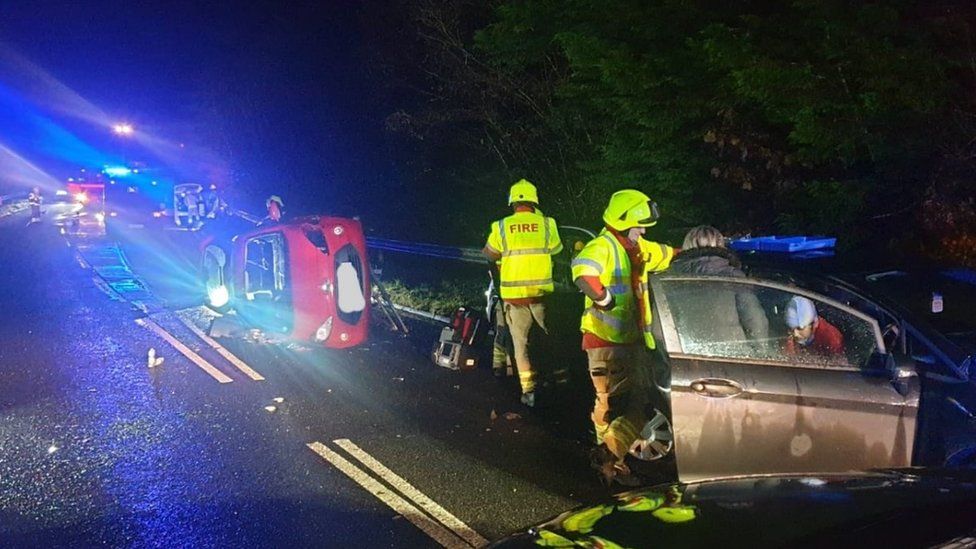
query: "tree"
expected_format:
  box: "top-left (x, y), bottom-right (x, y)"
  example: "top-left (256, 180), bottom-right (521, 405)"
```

top-left (369, 0), bottom-right (976, 261)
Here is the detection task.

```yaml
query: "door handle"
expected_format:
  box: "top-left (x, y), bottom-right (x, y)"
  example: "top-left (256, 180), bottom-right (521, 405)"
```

top-left (690, 378), bottom-right (743, 399)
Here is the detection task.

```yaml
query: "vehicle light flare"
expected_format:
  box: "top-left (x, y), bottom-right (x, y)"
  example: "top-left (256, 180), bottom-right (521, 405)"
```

top-left (208, 285), bottom-right (229, 308)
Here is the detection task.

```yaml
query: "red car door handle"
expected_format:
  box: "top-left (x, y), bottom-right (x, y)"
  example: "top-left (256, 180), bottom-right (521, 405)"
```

top-left (690, 378), bottom-right (743, 398)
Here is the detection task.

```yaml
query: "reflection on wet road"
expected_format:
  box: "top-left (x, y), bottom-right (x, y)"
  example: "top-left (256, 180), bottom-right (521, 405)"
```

top-left (0, 206), bottom-right (601, 547)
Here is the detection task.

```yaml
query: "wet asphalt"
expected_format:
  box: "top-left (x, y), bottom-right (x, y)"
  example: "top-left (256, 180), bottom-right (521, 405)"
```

top-left (0, 205), bottom-right (620, 547)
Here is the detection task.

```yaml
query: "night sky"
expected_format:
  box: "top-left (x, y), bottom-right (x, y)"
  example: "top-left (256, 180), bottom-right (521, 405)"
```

top-left (0, 1), bottom-right (395, 217)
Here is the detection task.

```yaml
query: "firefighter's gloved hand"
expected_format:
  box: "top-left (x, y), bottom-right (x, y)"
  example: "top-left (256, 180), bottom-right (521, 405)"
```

top-left (594, 291), bottom-right (615, 311)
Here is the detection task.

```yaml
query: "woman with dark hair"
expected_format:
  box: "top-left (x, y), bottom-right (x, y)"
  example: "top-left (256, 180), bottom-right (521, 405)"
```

top-left (669, 225), bottom-right (769, 346)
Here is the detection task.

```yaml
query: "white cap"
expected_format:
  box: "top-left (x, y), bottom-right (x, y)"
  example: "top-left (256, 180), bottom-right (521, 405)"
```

top-left (785, 296), bottom-right (818, 328)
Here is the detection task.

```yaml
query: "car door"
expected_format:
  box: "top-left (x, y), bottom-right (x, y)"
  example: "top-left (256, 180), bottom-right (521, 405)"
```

top-left (651, 276), bottom-right (920, 481)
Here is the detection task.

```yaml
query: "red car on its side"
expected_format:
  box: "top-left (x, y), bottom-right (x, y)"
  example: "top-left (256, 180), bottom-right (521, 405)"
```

top-left (201, 215), bottom-right (370, 348)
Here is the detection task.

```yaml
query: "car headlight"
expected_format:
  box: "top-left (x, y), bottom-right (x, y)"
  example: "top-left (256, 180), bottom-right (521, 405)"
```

top-left (94, 212), bottom-right (105, 224)
top-left (315, 316), bottom-right (334, 342)
top-left (208, 285), bottom-right (229, 308)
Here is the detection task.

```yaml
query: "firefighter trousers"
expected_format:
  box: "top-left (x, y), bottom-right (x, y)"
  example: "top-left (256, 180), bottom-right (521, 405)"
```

top-left (504, 301), bottom-right (548, 395)
top-left (492, 300), bottom-right (513, 373)
top-left (586, 345), bottom-right (662, 462)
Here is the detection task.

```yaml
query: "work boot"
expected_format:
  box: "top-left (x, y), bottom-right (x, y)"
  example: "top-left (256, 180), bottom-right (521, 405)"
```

top-left (590, 444), bottom-right (641, 488)
top-left (520, 391), bottom-right (536, 408)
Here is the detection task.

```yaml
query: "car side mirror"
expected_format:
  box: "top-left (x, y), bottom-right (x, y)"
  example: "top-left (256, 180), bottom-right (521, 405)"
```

top-left (888, 354), bottom-right (918, 397)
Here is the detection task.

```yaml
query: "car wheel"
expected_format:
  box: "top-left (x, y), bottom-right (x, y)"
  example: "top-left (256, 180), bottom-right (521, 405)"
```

top-left (628, 408), bottom-right (673, 461)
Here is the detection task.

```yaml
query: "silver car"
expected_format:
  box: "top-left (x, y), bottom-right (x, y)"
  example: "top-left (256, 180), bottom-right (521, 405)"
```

top-left (637, 267), bottom-right (974, 481)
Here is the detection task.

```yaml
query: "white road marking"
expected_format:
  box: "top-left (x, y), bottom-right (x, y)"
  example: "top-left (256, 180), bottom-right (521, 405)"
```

top-left (177, 315), bottom-right (265, 381)
top-left (307, 442), bottom-right (471, 549)
top-left (334, 438), bottom-right (489, 548)
top-left (135, 318), bottom-right (233, 384)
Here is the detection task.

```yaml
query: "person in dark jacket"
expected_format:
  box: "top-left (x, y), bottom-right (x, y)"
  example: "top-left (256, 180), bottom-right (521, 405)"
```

top-left (668, 226), bottom-right (770, 353)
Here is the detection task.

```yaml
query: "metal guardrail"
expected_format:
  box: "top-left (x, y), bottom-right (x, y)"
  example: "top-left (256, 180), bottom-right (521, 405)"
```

top-left (365, 237), bottom-right (485, 264)
top-left (229, 208), bottom-right (263, 225)
top-left (366, 227), bottom-right (595, 263)
top-left (228, 207), bottom-right (485, 263)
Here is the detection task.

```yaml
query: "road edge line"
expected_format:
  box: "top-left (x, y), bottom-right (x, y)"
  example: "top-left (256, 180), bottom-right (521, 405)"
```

top-left (334, 438), bottom-right (489, 548)
top-left (177, 313), bottom-right (265, 381)
top-left (306, 442), bottom-right (471, 549)
top-left (135, 318), bottom-right (233, 384)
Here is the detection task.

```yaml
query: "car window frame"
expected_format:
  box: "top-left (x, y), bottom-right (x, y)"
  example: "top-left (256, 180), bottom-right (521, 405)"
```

top-left (651, 274), bottom-right (887, 371)
top-left (244, 231), bottom-right (288, 298)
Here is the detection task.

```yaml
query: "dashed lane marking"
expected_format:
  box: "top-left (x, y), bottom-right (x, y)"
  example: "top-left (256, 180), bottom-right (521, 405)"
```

top-left (334, 438), bottom-right (489, 548)
top-left (306, 442), bottom-right (472, 549)
top-left (177, 315), bottom-right (265, 381)
top-left (135, 318), bottom-right (233, 384)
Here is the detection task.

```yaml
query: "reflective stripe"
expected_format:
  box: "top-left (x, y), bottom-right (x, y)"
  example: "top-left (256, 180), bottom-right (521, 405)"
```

top-left (501, 248), bottom-right (549, 257)
top-left (544, 218), bottom-right (551, 252)
top-left (584, 307), bottom-right (626, 330)
top-left (500, 278), bottom-right (553, 287)
top-left (644, 242), bottom-right (671, 271)
top-left (572, 258), bottom-right (603, 273)
top-left (609, 272), bottom-right (629, 295)
top-left (603, 234), bottom-right (624, 285)
top-left (610, 417), bottom-right (639, 443)
top-left (497, 220), bottom-right (508, 253)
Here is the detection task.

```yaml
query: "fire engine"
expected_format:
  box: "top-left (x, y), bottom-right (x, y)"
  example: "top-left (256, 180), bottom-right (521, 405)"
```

top-left (64, 179), bottom-right (106, 237)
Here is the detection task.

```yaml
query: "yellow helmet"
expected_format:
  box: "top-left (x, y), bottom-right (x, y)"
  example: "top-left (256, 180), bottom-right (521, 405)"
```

top-left (508, 179), bottom-right (539, 205)
top-left (602, 189), bottom-right (660, 231)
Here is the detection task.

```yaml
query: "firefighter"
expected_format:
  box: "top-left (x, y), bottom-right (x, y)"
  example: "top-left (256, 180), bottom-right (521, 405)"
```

top-left (27, 187), bottom-right (42, 223)
top-left (265, 195), bottom-right (284, 224)
top-left (483, 179), bottom-right (563, 407)
top-left (571, 189), bottom-right (675, 485)
top-left (184, 190), bottom-right (200, 226)
top-left (204, 184), bottom-right (221, 218)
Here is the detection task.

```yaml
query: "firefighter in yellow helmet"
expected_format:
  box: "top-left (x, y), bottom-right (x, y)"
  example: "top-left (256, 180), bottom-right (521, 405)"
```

top-left (571, 189), bottom-right (675, 485)
top-left (483, 179), bottom-right (563, 407)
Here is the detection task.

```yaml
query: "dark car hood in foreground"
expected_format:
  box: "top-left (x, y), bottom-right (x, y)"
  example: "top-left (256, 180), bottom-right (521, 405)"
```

top-left (492, 469), bottom-right (976, 548)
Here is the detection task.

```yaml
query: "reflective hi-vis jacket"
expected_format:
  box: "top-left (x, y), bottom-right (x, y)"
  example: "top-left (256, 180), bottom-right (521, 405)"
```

top-left (485, 210), bottom-right (563, 300)
top-left (571, 230), bottom-right (674, 348)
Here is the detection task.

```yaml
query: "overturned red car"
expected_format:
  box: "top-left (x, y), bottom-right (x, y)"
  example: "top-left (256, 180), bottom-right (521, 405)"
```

top-left (200, 216), bottom-right (370, 348)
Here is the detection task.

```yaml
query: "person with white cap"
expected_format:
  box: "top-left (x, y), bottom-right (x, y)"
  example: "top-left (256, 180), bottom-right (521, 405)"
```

top-left (784, 296), bottom-right (845, 359)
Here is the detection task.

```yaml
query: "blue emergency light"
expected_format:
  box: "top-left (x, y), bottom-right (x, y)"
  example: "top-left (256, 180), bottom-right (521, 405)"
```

top-left (729, 235), bottom-right (837, 253)
top-left (103, 165), bottom-right (132, 177)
